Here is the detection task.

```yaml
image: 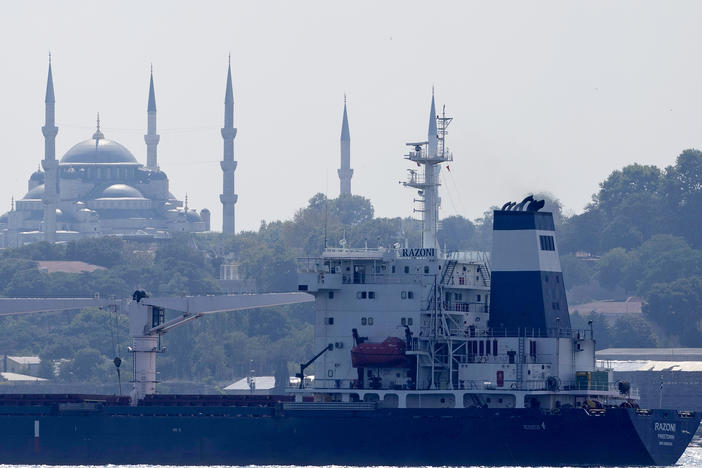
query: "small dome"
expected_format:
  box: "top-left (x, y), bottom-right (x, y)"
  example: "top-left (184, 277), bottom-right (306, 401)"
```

top-left (23, 184), bottom-right (45, 199)
top-left (61, 138), bottom-right (138, 164)
top-left (30, 170), bottom-right (45, 182)
top-left (186, 211), bottom-right (202, 222)
top-left (101, 184), bottom-right (144, 198)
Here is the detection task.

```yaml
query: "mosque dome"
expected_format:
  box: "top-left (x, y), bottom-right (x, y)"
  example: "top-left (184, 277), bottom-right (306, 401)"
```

top-left (61, 138), bottom-right (138, 164)
top-left (29, 170), bottom-right (45, 182)
top-left (23, 184), bottom-right (45, 199)
top-left (101, 184), bottom-right (144, 199)
top-left (186, 211), bottom-right (202, 222)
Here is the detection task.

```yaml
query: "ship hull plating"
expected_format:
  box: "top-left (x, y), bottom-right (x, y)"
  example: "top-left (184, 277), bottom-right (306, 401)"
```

top-left (0, 405), bottom-right (697, 466)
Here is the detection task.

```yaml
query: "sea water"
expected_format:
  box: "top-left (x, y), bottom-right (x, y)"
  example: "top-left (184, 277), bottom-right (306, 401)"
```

top-left (1, 437), bottom-right (701, 468)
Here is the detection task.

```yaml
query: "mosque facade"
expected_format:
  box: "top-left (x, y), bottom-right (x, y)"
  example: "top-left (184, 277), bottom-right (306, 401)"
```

top-left (0, 60), bottom-right (235, 248)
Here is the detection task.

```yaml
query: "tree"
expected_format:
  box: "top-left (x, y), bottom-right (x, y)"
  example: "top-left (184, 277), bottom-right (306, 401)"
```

top-left (645, 276), bottom-right (702, 346)
top-left (663, 149), bottom-right (702, 248)
top-left (66, 236), bottom-right (125, 267)
top-left (596, 248), bottom-right (635, 292)
top-left (332, 194), bottom-right (374, 226)
top-left (610, 317), bottom-right (657, 347)
top-left (437, 216), bottom-right (476, 252)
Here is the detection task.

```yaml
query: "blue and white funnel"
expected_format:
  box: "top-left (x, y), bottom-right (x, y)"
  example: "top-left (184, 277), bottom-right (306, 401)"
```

top-left (488, 197), bottom-right (570, 332)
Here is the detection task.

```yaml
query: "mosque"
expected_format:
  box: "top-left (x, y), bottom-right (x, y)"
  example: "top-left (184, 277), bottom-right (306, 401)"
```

top-left (0, 57), bottom-right (353, 249)
top-left (0, 59), bottom-right (242, 247)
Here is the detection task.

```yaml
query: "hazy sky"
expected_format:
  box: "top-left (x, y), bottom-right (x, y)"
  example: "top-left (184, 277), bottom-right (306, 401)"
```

top-left (1, 1), bottom-right (701, 233)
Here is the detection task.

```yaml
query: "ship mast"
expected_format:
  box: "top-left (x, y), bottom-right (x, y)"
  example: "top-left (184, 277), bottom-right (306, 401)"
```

top-left (403, 92), bottom-right (453, 249)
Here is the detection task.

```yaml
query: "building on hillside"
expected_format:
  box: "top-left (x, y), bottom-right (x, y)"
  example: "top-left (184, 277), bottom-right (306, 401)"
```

top-left (3, 356), bottom-right (41, 376)
top-left (570, 297), bottom-right (643, 322)
top-left (0, 58), bottom-right (234, 247)
top-left (597, 348), bottom-right (702, 410)
top-left (219, 262), bottom-right (256, 294)
top-left (0, 372), bottom-right (47, 383)
top-left (36, 260), bottom-right (105, 274)
top-left (224, 376), bottom-right (276, 395)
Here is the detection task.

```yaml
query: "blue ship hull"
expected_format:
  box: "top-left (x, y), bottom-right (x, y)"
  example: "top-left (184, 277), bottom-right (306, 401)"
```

top-left (0, 395), bottom-right (698, 466)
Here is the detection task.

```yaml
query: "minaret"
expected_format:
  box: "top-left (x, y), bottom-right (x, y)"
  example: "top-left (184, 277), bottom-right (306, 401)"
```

top-left (145, 66), bottom-right (160, 169)
top-left (41, 55), bottom-right (59, 242)
top-left (220, 56), bottom-right (238, 234)
top-left (338, 95), bottom-right (353, 196)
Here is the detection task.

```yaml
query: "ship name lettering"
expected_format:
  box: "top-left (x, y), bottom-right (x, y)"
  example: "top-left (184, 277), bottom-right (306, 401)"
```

top-left (654, 422), bottom-right (676, 432)
top-left (401, 248), bottom-right (436, 258)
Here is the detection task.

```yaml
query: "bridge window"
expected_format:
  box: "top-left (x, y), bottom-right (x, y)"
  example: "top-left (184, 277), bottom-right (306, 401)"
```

top-left (404, 266), bottom-right (410, 274)
top-left (368, 291), bottom-right (375, 299)
top-left (408, 291), bottom-right (414, 299)
top-left (539, 235), bottom-right (555, 251)
top-left (328, 291), bottom-right (334, 299)
top-left (424, 266), bottom-right (429, 274)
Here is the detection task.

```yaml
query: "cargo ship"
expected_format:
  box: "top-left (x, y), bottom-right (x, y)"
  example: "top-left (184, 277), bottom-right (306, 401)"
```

top-left (0, 94), bottom-right (698, 466)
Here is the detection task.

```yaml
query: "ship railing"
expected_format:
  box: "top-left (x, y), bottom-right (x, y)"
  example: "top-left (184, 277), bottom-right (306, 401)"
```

top-left (478, 327), bottom-right (594, 339)
top-left (459, 379), bottom-right (550, 391)
top-left (443, 250), bottom-right (491, 264)
top-left (454, 353), bottom-right (556, 365)
top-left (342, 273), bottom-right (425, 285)
top-left (404, 150), bottom-right (453, 163)
top-left (418, 326), bottom-right (594, 340)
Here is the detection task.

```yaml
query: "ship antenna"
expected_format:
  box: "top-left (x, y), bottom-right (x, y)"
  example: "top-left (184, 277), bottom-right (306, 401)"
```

top-left (323, 175), bottom-right (329, 250)
top-left (324, 199), bottom-right (328, 250)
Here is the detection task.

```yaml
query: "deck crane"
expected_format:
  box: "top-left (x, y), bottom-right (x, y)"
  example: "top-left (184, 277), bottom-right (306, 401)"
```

top-left (0, 292), bottom-right (314, 403)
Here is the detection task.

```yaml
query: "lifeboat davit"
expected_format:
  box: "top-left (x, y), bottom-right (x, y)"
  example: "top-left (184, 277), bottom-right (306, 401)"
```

top-left (351, 337), bottom-right (409, 368)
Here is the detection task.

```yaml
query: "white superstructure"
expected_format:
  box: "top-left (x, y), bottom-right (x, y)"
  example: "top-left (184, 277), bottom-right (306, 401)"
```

top-left (295, 94), bottom-right (636, 410)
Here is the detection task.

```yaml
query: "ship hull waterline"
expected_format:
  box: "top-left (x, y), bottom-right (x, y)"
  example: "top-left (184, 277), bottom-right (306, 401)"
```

top-left (0, 406), bottom-right (697, 466)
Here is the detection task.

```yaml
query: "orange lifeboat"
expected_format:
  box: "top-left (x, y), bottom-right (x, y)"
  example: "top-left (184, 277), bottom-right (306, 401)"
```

top-left (351, 337), bottom-right (409, 368)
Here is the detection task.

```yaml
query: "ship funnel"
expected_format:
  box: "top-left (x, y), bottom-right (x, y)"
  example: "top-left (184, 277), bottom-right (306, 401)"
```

top-left (488, 200), bottom-right (570, 332)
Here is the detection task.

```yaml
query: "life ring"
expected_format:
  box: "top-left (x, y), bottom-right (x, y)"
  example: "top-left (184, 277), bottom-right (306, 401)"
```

top-left (510, 383), bottom-right (518, 390)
